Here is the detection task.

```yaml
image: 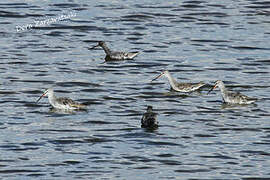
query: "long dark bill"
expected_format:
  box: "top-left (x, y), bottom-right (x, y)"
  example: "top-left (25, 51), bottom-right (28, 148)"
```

top-left (207, 85), bottom-right (217, 95)
top-left (151, 73), bottom-right (163, 82)
top-left (88, 44), bottom-right (100, 50)
top-left (36, 93), bottom-right (46, 103)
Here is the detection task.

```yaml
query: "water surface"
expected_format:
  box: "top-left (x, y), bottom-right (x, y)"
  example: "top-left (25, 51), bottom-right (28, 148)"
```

top-left (0, 0), bottom-right (270, 179)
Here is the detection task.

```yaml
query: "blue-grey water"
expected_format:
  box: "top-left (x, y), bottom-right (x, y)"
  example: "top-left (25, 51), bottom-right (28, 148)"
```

top-left (1, 0), bottom-right (270, 179)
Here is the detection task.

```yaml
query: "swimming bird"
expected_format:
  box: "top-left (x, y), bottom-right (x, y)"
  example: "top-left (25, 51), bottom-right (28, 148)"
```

top-left (90, 41), bottom-right (139, 61)
top-left (151, 70), bottom-right (206, 93)
top-left (207, 80), bottom-right (257, 104)
top-left (141, 106), bottom-right (158, 129)
top-left (36, 88), bottom-right (86, 110)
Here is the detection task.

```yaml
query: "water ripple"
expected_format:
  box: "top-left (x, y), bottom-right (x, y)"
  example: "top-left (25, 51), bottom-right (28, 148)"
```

top-left (1, 1), bottom-right (270, 179)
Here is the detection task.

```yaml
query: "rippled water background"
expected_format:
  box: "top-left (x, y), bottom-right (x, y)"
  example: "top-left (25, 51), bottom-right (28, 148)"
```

top-left (1, 0), bottom-right (270, 179)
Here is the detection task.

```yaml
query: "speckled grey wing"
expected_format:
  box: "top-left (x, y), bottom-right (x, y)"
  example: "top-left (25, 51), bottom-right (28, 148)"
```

top-left (107, 51), bottom-right (125, 60)
top-left (56, 97), bottom-right (75, 105)
top-left (125, 52), bottom-right (139, 59)
top-left (176, 82), bottom-right (206, 92)
top-left (57, 97), bottom-right (86, 108)
top-left (227, 91), bottom-right (256, 104)
top-left (110, 51), bottom-right (138, 60)
top-left (191, 82), bottom-right (206, 89)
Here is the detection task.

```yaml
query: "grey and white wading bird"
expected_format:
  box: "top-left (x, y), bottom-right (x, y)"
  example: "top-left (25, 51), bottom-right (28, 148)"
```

top-left (90, 41), bottom-right (139, 61)
top-left (151, 70), bottom-right (206, 93)
top-left (36, 88), bottom-right (86, 110)
top-left (141, 106), bottom-right (158, 129)
top-left (207, 80), bottom-right (257, 104)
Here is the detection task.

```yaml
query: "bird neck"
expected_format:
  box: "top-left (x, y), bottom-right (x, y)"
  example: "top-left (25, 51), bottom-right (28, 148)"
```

top-left (219, 82), bottom-right (227, 94)
top-left (48, 91), bottom-right (56, 105)
top-left (165, 72), bottom-right (178, 89)
top-left (101, 43), bottom-right (111, 55)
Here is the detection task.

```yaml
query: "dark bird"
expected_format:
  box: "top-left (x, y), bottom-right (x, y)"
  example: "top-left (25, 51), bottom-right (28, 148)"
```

top-left (141, 106), bottom-right (158, 129)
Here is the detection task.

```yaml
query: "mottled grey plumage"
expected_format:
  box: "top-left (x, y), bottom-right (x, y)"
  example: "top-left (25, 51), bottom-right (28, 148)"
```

top-left (208, 80), bottom-right (257, 104)
top-left (151, 70), bottom-right (206, 93)
top-left (91, 41), bottom-right (139, 61)
top-left (141, 106), bottom-right (158, 129)
top-left (36, 88), bottom-right (86, 110)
